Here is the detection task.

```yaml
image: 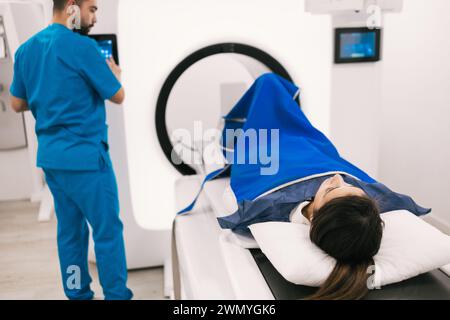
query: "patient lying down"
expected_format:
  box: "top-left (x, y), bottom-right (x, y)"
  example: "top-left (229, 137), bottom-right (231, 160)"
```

top-left (290, 173), bottom-right (383, 300)
top-left (214, 73), bottom-right (430, 300)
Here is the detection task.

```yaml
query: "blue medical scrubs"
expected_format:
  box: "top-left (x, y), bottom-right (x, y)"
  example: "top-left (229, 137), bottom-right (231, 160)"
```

top-left (10, 23), bottom-right (133, 300)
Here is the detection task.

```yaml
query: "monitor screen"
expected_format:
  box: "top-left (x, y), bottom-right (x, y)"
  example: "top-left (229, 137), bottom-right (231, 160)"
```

top-left (88, 34), bottom-right (119, 65)
top-left (334, 28), bottom-right (381, 63)
top-left (97, 39), bottom-right (114, 60)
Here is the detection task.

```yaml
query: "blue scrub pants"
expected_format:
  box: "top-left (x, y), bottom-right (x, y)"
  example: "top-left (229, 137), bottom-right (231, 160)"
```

top-left (43, 163), bottom-right (133, 300)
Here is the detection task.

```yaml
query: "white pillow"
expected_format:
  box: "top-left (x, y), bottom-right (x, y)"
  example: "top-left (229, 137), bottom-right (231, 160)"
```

top-left (249, 210), bottom-right (450, 288)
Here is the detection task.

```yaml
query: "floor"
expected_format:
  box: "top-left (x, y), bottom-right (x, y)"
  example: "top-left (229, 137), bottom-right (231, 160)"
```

top-left (0, 200), bottom-right (168, 300)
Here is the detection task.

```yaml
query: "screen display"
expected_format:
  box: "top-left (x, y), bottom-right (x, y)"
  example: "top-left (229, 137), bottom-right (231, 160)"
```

top-left (97, 39), bottom-right (114, 60)
top-left (88, 34), bottom-right (119, 65)
top-left (335, 28), bottom-right (381, 63)
top-left (340, 32), bottom-right (376, 58)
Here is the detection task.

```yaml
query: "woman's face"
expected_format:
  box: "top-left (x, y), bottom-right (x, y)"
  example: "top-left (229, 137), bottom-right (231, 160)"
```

top-left (311, 174), bottom-right (367, 214)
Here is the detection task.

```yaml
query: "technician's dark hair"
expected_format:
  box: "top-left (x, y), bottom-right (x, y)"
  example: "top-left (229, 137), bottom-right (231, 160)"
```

top-left (306, 195), bottom-right (384, 300)
top-left (53, 0), bottom-right (83, 12)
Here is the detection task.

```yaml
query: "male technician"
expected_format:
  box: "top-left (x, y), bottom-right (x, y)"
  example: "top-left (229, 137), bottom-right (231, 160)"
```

top-left (10, 0), bottom-right (133, 300)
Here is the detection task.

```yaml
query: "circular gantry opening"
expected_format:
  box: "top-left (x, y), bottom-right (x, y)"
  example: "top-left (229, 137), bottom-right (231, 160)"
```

top-left (156, 43), bottom-right (295, 175)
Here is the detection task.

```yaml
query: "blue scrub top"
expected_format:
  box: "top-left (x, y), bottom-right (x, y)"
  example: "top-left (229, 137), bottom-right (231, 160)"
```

top-left (10, 23), bottom-right (122, 170)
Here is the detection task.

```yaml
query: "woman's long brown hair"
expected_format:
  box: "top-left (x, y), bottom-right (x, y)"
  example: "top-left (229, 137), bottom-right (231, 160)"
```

top-left (305, 259), bottom-right (374, 300)
top-left (306, 195), bottom-right (384, 300)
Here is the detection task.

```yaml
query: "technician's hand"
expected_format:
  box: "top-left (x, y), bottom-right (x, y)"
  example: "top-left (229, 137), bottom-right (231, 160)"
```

top-left (106, 57), bottom-right (122, 82)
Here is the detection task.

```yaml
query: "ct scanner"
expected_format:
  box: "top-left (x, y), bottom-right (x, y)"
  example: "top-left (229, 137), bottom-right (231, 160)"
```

top-left (6, 0), bottom-right (450, 300)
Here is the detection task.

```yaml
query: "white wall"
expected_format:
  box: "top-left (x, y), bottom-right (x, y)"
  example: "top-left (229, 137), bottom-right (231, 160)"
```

top-left (0, 1), bottom-right (47, 202)
top-left (380, 0), bottom-right (450, 231)
top-left (326, 9), bottom-right (388, 180)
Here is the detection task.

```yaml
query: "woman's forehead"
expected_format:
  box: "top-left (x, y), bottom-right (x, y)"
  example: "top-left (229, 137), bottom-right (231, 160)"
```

top-left (325, 185), bottom-right (365, 200)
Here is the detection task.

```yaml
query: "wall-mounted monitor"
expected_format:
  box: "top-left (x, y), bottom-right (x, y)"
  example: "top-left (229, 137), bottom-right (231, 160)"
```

top-left (334, 27), bottom-right (381, 63)
top-left (88, 34), bottom-right (119, 65)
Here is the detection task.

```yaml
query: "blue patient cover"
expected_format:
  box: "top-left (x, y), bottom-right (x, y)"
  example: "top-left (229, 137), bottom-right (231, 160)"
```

top-left (215, 73), bottom-right (431, 233)
top-left (224, 73), bottom-right (376, 202)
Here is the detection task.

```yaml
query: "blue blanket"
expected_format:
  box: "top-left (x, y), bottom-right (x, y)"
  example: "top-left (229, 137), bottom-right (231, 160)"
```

top-left (178, 73), bottom-right (431, 225)
top-left (223, 73), bottom-right (376, 202)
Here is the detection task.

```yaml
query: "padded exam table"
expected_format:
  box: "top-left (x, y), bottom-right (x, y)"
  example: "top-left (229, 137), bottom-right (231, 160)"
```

top-left (173, 176), bottom-right (450, 300)
top-left (250, 249), bottom-right (450, 300)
